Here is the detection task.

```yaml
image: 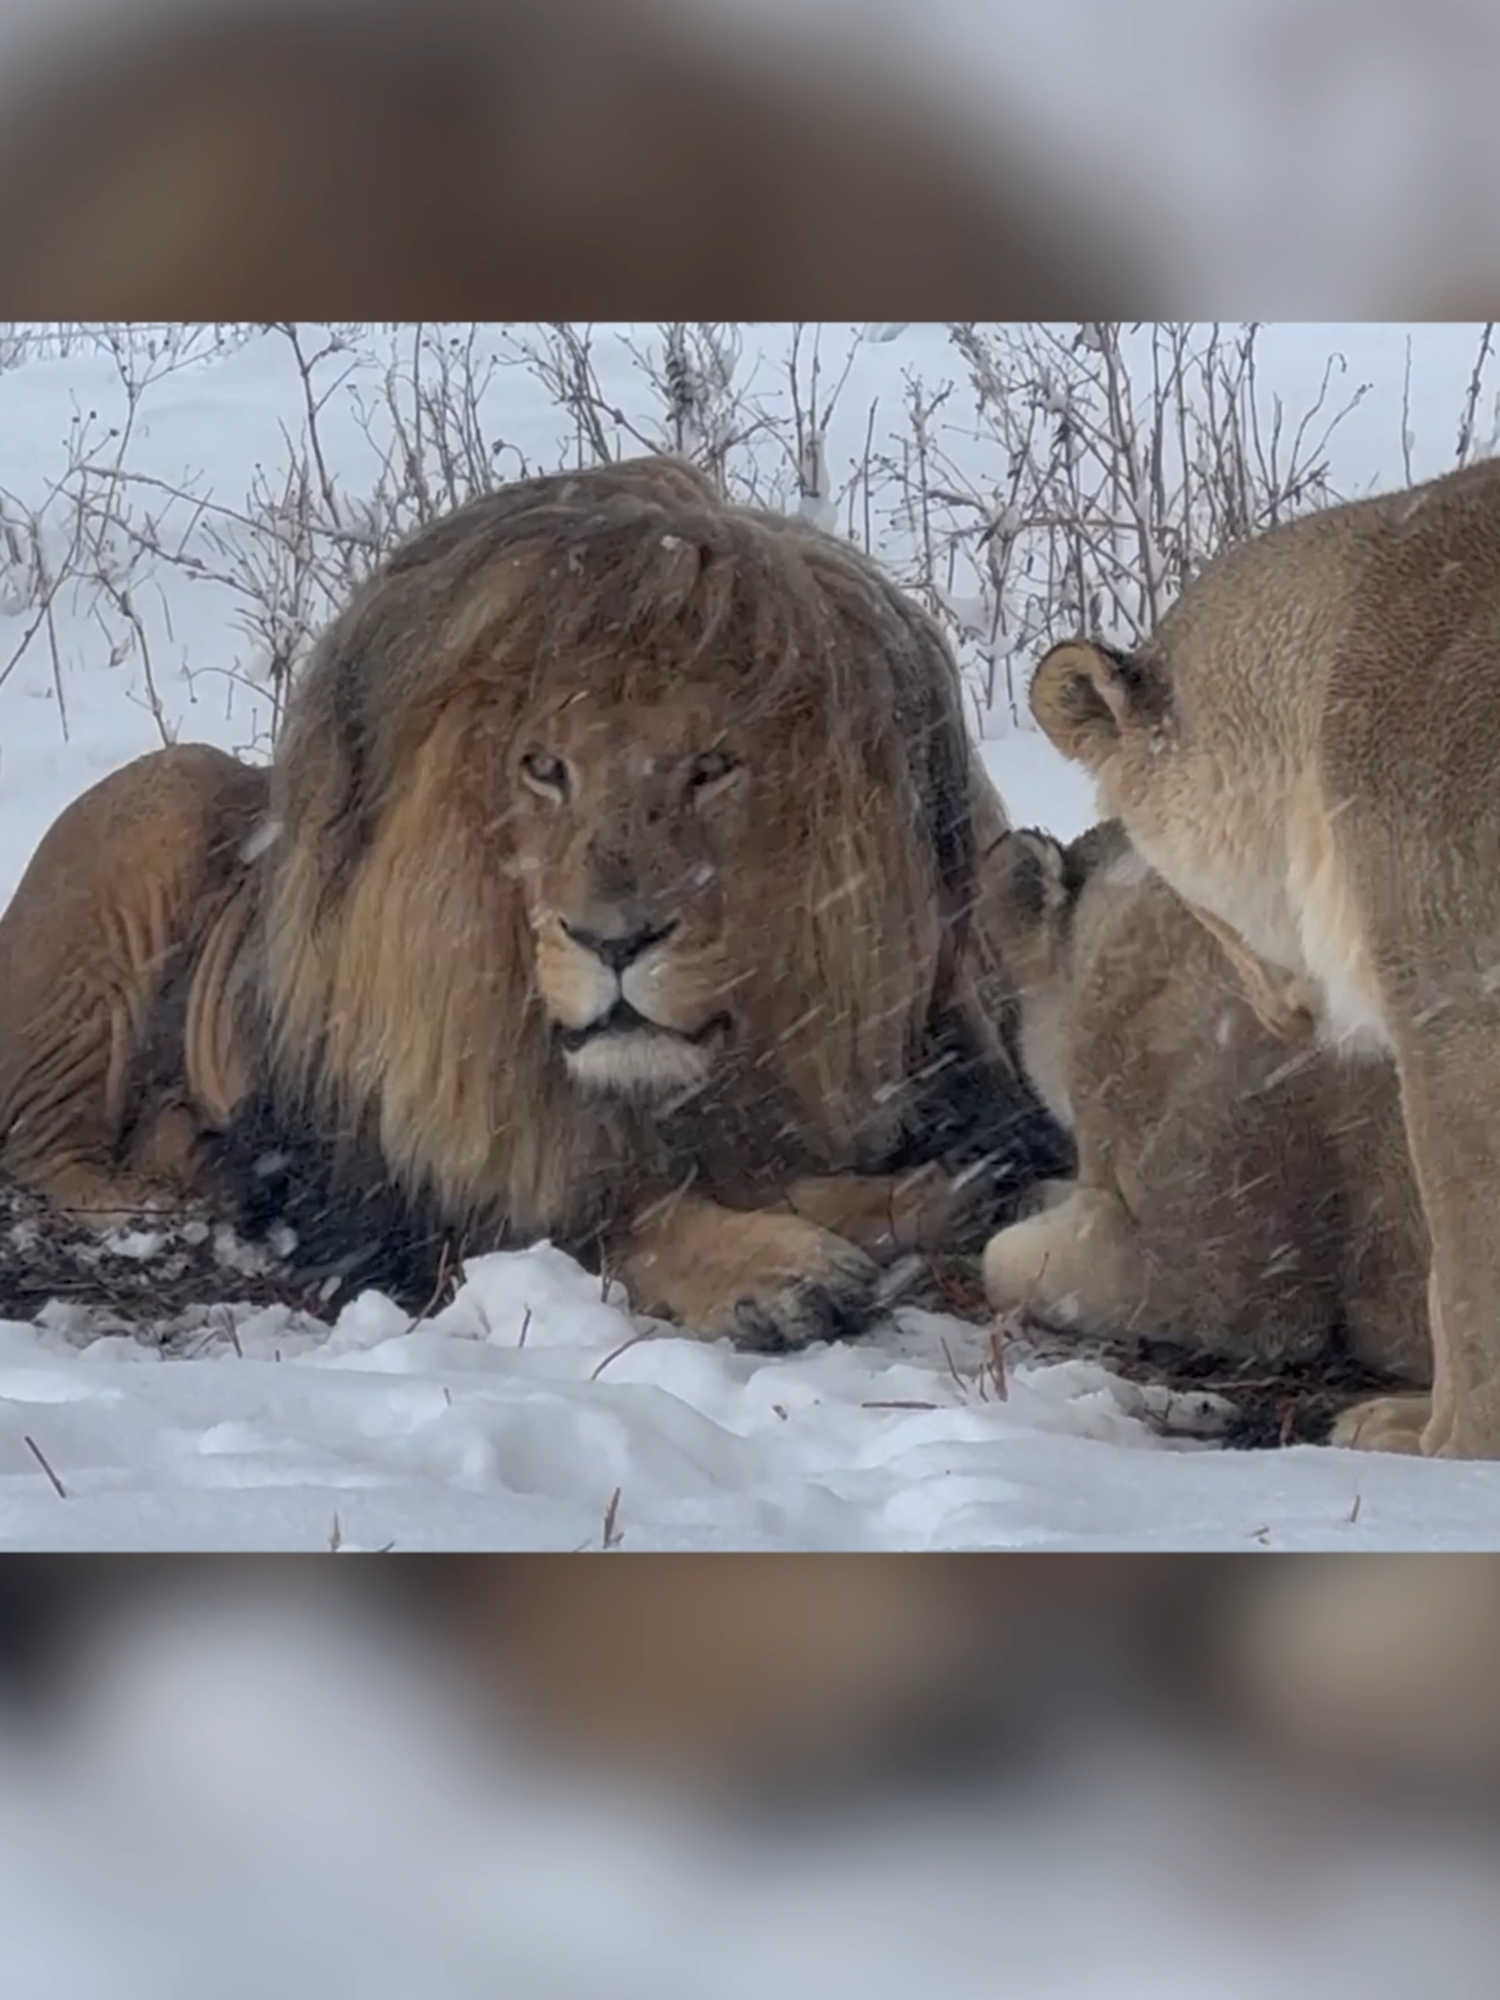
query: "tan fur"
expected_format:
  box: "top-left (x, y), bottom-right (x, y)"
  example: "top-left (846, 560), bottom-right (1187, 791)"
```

top-left (1028, 457), bottom-right (1500, 1456)
top-left (0, 745), bottom-right (268, 1225)
top-left (980, 823), bottom-right (1429, 1381)
top-left (776, 1165), bottom-right (971, 1261)
top-left (1183, 903), bottom-right (1322, 1046)
top-left (0, 457), bottom-right (1050, 1345)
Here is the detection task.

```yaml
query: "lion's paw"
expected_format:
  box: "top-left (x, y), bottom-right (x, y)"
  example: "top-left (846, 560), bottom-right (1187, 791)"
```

top-left (617, 1198), bottom-right (892, 1353)
top-left (724, 1240), bottom-right (884, 1354)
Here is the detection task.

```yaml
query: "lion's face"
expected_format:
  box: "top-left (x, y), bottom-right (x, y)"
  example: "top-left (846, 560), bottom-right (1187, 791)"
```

top-left (510, 685), bottom-right (758, 1099)
top-left (263, 468), bottom-right (989, 1233)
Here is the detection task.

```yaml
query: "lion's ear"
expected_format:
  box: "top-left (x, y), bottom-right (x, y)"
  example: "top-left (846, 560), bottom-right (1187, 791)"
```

top-left (1029, 640), bottom-right (1143, 767)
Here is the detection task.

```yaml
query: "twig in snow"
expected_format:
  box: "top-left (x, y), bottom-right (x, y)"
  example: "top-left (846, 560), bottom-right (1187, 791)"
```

top-left (216, 1303), bottom-right (244, 1357)
top-left (23, 1434), bottom-right (67, 1499)
top-left (939, 1336), bottom-right (968, 1397)
top-left (985, 1316), bottom-right (1014, 1403)
top-left (408, 1234), bottom-right (457, 1331)
top-left (590, 1331), bottom-right (651, 1381)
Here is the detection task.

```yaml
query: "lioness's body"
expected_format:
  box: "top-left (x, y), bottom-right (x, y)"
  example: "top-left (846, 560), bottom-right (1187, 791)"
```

top-left (0, 457), bottom-right (1067, 1343)
top-left (1031, 455), bottom-right (1500, 1456)
top-left (979, 823), bottom-right (1428, 1382)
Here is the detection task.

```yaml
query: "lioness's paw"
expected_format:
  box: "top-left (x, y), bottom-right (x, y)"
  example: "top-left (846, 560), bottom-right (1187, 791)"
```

top-left (1009, 1177), bottom-right (1076, 1225)
top-left (1329, 1394), bottom-right (1430, 1455)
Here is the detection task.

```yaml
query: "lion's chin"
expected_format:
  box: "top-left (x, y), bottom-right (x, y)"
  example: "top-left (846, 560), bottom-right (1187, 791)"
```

top-left (552, 996), bottom-right (731, 1099)
top-left (562, 1029), bottom-right (718, 1099)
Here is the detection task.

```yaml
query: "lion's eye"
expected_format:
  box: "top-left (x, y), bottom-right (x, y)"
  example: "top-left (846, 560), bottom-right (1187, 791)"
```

top-left (521, 750), bottom-right (569, 799)
top-left (687, 750), bottom-right (737, 794)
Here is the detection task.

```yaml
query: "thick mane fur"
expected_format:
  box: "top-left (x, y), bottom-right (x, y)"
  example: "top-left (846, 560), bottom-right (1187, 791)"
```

top-left (230, 456), bottom-right (1044, 1288)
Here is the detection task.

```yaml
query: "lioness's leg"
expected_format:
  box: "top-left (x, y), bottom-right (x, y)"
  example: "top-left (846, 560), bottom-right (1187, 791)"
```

top-left (1184, 903), bottom-right (1320, 1045)
top-left (613, 1191), bottom-right (881, 1352)
top-left (1389, 1020), bottom-right (1500, 1459)
top-left (1331, 1265), bottom-right (1438, 1455)
top-left (982, 1185), bottom-right (1152, 1332)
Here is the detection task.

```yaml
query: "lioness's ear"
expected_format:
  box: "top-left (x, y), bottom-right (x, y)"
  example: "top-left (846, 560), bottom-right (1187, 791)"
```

top-left (989, 828), bottom-right (1069, 931)
top-left (1029, 640), bottom-right (1140, 767)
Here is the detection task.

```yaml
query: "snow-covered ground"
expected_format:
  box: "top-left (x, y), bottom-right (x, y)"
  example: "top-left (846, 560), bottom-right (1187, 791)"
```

top-left (0, 322), bottom-right (1498, 1550)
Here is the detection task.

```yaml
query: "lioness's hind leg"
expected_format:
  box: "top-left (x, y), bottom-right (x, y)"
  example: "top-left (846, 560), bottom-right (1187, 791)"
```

top-left (982, 1185), bottom-right (1150, 1333)
top-left (1329, 1394), bottom-right (1431, 1455)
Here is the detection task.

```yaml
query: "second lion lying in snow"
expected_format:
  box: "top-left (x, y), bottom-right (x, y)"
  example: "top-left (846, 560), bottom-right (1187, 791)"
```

top-left (979, 820), bottom-right (1431, 1401)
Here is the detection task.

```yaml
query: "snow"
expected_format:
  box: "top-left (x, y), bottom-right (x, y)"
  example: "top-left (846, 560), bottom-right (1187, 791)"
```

top-left (0, 322), bottom-right (1498, 1549)
top-left (5, 1240), bottom-right (1499, 1550)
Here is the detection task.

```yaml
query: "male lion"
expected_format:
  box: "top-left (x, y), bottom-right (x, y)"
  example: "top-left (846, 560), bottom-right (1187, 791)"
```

top-left (978, 821), bottom-right (1428, 1388)
top-left (1028, 456), bottom-right (1500, 1457)
top-left (0, 455), bottom-right (1068, 1347)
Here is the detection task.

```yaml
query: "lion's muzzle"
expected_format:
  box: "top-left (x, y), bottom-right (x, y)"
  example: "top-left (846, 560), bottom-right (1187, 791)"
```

top-left (560, 915), bottom-right (676, 972)
top-left (559, 998), bottom-right (726, 1051)
top-left (541, 914), bottom-right (731, 1099)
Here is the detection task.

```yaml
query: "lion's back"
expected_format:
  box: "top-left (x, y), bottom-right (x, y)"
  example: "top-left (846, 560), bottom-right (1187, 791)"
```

top-left (0, 744), bottom-right (268, 1163)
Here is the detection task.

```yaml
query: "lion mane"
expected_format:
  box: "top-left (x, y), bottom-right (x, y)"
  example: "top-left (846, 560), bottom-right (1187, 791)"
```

top-left (0, 455), bottom-right (1068, 1343)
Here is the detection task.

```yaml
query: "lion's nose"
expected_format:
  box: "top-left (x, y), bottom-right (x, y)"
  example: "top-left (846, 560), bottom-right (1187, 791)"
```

top-left (561, 917), bottom-right (677, 973)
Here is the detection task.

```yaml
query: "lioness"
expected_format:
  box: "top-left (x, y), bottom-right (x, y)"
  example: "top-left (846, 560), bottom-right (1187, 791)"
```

top-left (1029, 455), bottom-right (1500, 1457)
top-left (979, 821), bottom-right (1428, 1387)
top-left (0, 456), bottom-right (1069, 1347)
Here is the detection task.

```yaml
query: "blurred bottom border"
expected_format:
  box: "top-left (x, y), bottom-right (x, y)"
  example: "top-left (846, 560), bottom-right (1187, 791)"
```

top-left (0, 1553), bottom-right (1497, 1998)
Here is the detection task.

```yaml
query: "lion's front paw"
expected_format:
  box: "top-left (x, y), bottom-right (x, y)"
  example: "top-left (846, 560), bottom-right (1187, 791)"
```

top-left (1329, 1394), bottom-right (1431, 1454)
top-left (615, 1197), bottom-right (884, 1352)
top-left (724, 1247), bottom-right (885, 1355)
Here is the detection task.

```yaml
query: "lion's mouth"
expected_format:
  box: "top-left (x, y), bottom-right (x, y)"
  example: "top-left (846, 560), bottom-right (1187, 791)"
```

top-left (557, 1000), bottom-right (731, 1053)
